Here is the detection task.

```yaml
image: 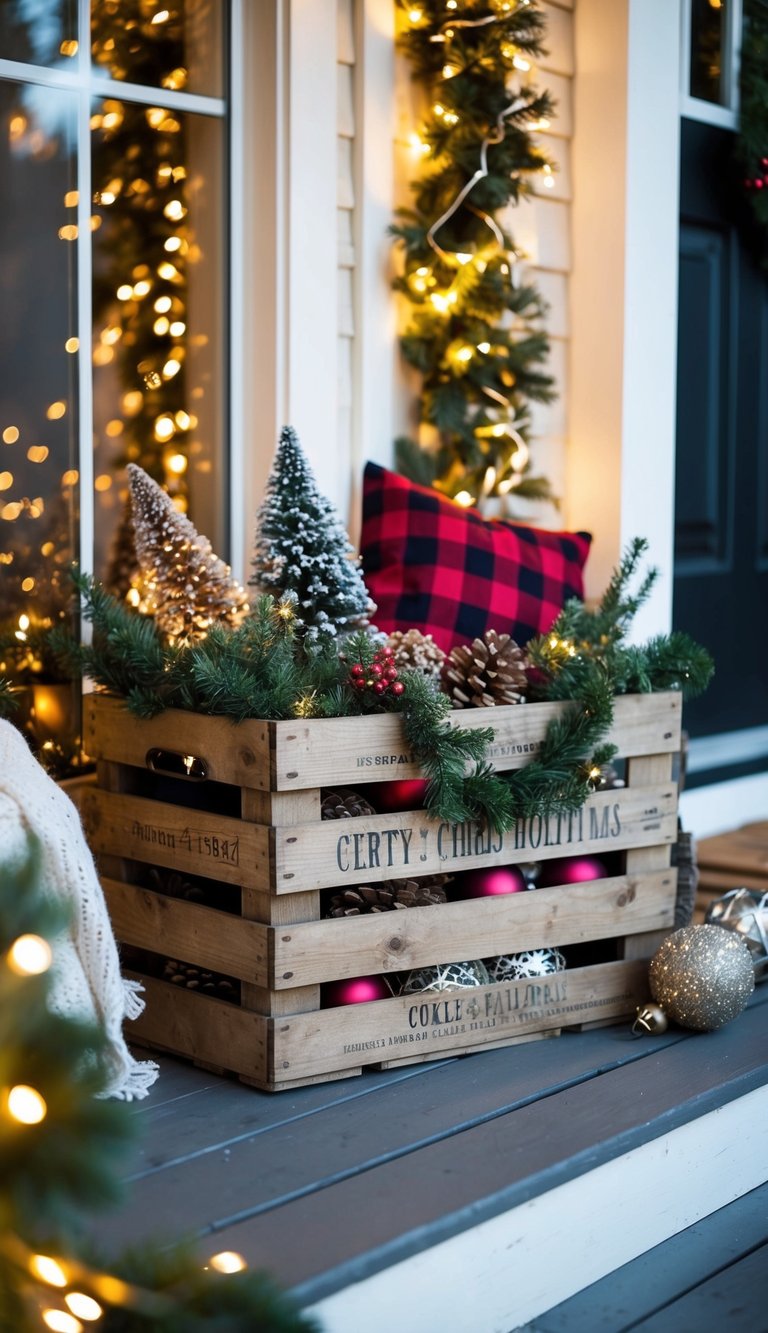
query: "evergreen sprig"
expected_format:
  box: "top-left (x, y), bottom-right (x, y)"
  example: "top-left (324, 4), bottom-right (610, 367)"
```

top-left (392, 0), bottom-right (557, 504)
top-left (527, 538), bottom-right (715, 702)
top-left (0, 838), bottom-right (317, 1331)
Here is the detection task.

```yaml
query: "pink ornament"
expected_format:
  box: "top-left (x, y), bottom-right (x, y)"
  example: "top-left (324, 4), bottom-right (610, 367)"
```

top-left (460, 866), bottom-right (526, 898)
top-left (323, 975), bottom-right (390, 1007)
top-left (368, 778), bottom-right (428, 812)
top-left (539, 856), bottom-right (608, 888)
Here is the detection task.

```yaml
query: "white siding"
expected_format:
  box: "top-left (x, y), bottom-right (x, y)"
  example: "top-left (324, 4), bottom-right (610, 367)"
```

top-left (520, 0), bottom-right (574, 524)
top-left (337, 0), bottom-right (356, 524)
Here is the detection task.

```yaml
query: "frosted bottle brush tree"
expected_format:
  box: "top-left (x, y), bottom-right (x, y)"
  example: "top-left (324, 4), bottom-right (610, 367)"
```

top-left (392, 0), bottom-right (557, 507)
top-left (250, 426), bottom-right (375, 644)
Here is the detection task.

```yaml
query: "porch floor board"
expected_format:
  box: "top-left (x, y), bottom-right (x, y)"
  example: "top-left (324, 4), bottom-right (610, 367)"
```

top-left (101, 985), bottom-right (768, 1332)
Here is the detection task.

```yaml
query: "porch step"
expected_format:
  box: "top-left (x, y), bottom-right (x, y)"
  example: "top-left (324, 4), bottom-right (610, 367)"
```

top-left (517, 1180), bottom-right (768, 1332)
top-left (100, 986), bottom-right (768, 1333)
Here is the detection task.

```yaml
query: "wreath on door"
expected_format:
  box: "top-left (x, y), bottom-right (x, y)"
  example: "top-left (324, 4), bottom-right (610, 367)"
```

top-left (736, 0), bottom-right (768, 268)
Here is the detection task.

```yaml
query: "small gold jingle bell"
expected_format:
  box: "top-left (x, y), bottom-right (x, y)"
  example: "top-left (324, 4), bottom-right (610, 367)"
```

top-left (632, 1002), bottom-right (668, 1036)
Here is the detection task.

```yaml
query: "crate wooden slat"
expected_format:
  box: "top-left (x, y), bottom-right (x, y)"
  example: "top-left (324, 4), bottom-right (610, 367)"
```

top-left (82, 692), bottom-right (683, 1090)
top-left (85, 691), bottom-right (681, 791)
top-left (274, 785), bottom-right (678, 892)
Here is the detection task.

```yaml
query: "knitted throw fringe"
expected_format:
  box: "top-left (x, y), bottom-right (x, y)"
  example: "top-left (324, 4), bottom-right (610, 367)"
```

top-left (0, 720), bottom-right (159, 1100)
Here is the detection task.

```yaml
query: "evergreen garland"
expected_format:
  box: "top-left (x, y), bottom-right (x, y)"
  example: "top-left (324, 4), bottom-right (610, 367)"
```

top-left (0, 839), bottom-right (317, 1332)
top-left (392, 0), bottom-right (556, 505)
top-left (736, 0), bottom-right (768, 268)
top-left (58, 537), bottom-right (713, 831)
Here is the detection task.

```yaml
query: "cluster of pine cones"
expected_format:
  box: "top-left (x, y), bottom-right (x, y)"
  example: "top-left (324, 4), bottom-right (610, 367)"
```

top-left (388, 626), bottom-right (528, 709)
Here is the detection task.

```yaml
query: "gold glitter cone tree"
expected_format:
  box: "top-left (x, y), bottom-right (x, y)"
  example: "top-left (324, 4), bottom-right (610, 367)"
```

top-left (127, 463), bottom-right (248, 643)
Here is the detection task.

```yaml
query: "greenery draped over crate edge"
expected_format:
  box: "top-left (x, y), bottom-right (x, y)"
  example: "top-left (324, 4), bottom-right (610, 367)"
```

top-left (56, 539), bottom-right (713, 830)
top-left (0, 844), bottom-right (316, 1333)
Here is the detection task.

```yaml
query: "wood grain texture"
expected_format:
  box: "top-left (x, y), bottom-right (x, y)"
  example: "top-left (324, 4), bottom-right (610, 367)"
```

top-left (275, 785), bottom-right (678, 892)
top-left (269, 960), bottom-right (650, 1083)
top-left (623, 754), bottom-right (675, 960)
top-left (126, 974), bottom-right (267, 1083)
top-left (241, 789), bottom-right (321, 1015)
top-left (271, 871), bottom-right (676, 987)
top-left (96, 1020), bottom-right (690, 1250)
top-left (102, 878), bottom-right (270, 986)
top-left (206, 1001), bottom-right (768, 1297)
top-left (83, 789), bottom-right (270, 889)
top-left (272, 692), bottom-right (682, 789)
top-left (85, 695), bottom-right (272, 789)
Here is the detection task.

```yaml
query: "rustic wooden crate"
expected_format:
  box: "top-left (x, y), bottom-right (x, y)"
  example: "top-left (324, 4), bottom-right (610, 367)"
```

top-left (83, 691), bottom-right (682, 1090)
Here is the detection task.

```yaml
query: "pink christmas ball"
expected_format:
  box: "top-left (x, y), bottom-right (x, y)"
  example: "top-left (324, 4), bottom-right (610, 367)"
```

top-left (539, 856), bottom-right (608, 888)
top-left (460, 866), bottom-right (527, 898)
top-left (368, 779), bottom-right (428, 813)
top-left (323, 975), bottom-right (390, 1007)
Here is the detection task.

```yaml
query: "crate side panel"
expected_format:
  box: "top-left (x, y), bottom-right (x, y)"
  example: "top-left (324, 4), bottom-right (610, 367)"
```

top-left (271, 693), bottom-right (682, 790)
top-left (85, 695), bottom-right (273, 790)
top-left (83, 790), bottom-right (270, 889)
top-left (275, 784), bottom-right (678, 891)
top-left (103, 879), bottom-right (270, 986)
top-left (270, 959), bottom-right (649, 1081)
top-left (271, 870), bottom-right (676, 987)
top-left (126, 973), bottom-right (268, 1082)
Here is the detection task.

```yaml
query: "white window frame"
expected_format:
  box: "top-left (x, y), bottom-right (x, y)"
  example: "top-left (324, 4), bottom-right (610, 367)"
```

top-left (680, 0), bottom-right (743, 129)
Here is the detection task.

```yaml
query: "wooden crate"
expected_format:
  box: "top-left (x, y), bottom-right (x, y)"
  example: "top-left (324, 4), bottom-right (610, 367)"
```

top-left (82, 691), bottom-right (682, 1090)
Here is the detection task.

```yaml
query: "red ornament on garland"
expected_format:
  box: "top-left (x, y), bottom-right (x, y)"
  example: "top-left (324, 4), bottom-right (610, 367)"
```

top-left (459, 865), bottom-right (526, 898)
top-left (367, 778), bottom-right (429, 813)
top-left (323, 975), bottom-right (390, 1007)
top-left (539, 856), bottom-right (608, 888)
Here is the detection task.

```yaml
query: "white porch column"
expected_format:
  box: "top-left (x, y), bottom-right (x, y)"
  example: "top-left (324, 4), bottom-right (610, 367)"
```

top-left (567, 0), bottom-right (682, 639)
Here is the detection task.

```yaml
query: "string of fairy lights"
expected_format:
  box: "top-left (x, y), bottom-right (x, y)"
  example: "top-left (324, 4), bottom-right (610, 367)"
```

top-left (1, 6), bottom-right (208, 766)
top-left (3, 927), bottom-right (253, 1331)
top-left (396, 0), bottom-right (557, 506)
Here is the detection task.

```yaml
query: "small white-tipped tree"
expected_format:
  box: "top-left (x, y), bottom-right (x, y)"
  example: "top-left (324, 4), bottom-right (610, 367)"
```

top-left (250, 426), bottom-right (374, 643)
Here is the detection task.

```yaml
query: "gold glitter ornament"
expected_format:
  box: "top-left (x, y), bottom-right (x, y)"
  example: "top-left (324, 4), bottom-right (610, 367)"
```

top-left (649, 925), bottom-right (755, 1032)
top-left (632, 1002), bottom-right (668, 1036)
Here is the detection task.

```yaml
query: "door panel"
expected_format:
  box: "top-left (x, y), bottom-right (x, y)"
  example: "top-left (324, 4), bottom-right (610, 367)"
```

top-left (674, 118), bottom-right (768, 752)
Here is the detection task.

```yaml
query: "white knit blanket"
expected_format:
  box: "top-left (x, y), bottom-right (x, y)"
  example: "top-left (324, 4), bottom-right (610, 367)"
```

top-left (0, 720), bottom-right (158, 1099)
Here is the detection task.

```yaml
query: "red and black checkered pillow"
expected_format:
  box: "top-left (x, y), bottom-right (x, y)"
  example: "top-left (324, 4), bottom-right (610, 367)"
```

top-left (360, 463), bottom-right (591, 652)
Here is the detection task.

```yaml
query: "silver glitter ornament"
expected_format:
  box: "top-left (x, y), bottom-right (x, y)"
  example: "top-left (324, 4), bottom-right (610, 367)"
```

top-left (399, 959), bottom-right (490, 994)
top-left (705, 888), bottom-right (768, 983)
top-left (649, 925), bottom-right (755, 1032)
top-left (485, 948), bottom-right (566, 983)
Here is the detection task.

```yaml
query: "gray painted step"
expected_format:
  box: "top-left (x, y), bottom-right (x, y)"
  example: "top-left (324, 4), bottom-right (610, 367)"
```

top-left (519, 1181), bottom-right (768, 1332)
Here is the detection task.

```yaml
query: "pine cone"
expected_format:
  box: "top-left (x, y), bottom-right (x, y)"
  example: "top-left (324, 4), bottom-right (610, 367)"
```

top-left (442, 630), bottom-right (528, 708)
top-left (321, 789), bottom-right (377, 819)
top-left (162, 958), bottom-right (239, 1001)
top-left (388, 629), bottom-right (446, 680)
top-left (326, 875), bottom-right (451, 917)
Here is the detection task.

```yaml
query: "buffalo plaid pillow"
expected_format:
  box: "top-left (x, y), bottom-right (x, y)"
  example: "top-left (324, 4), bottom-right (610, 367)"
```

top-left (360, 463), bottom-right (591, 652)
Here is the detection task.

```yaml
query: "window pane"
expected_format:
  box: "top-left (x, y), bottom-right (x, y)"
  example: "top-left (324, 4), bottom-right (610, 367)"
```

top-left (0, 0), bottom-right (79, 69)
top-left (91, 99), bottom-right (227, 586)
top-left (90, 0), bottom-right (225, 99)
top-left (0, 80), bottom-right (79, 637)
top-left (690, 0), bottom-right (728, 105)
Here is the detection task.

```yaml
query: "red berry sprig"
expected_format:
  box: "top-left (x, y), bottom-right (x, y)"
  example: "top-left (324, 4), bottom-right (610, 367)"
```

top-left (348, 645), bottom-right (405, 701)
